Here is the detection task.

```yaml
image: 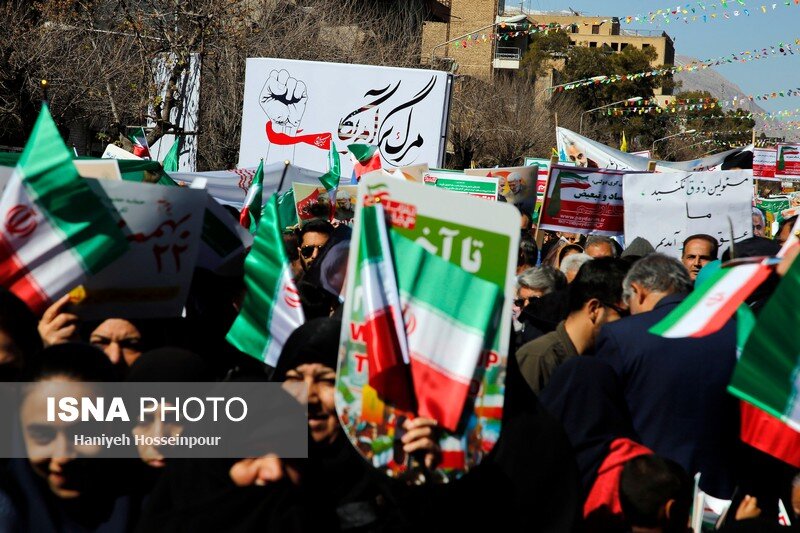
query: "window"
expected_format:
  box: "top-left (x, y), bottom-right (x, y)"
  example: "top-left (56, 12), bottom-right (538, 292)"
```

top-left (591, 24), bottom-right (600, 34)
top-left (642, 43), bottom-right (651, 49)
top-left (589, 42), bottom-right (597, 48)
top-left (620, 43), bottom-right (629, 50)
top-left (611, 42), bottom-right (619, 51)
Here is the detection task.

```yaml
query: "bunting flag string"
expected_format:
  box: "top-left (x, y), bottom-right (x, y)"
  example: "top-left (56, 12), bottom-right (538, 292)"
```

top-left (549, 37), bottom-right (800, 93)
top-left (623, 0), bottom-right (800, 26)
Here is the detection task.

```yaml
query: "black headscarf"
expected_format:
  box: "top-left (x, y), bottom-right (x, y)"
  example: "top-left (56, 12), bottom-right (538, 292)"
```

top-left (271, 318), bottom-right (341, 381)
top-left (539, 356), bottom-right (638, 496)
top-left (0, 288), bottom-right (42, 377)
top-left (125, 347), bottom-right (213, 383)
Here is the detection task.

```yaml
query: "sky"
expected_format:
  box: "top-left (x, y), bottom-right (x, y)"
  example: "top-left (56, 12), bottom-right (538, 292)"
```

top-left (519, 0), bottom-right (800, 116)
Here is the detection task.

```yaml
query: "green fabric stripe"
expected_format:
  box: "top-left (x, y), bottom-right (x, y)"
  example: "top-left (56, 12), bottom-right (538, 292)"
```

top-left (276, 189), bottom-right (298, 230)
top-left (246, 160), bottom-right (264, 233)
top-left (729, 256), bottom-right (800, 417)
top-left (390, 230), bottom-right (502, 332)
top-left (19, 105), bottom-right (128, 273)
top-left (162, 137), bottom-right (180, 172)
top-left (359, 206), bottom-right (386, 265)
top-left (348, 144), bottom-right (378, 163)
top-left (226, 194), bottom-right (287, 363)
top-left (649, 268), bottom-right (731, 335)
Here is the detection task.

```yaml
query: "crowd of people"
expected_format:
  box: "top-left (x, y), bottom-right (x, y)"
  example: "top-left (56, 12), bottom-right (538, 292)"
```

top-left (0, 188), bottom-right (797, 533)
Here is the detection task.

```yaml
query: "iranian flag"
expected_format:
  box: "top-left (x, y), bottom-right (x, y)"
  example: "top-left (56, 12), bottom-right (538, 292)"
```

top-left (359, 204), bottom-right (414, 412)
top-left (728, 253), bottom-right (800, 434)
top-left (226, 193), bottom-right (305, 367)
top-left (358, 204), bottom-right (503, 431)
top-left (318, 144), bottom-right (341, 221)
top-left (127, 127), bottom-right (151, 159)
top-left (0, 104), bottom-right (129, 313)
top-left (651, 218), bottom-right (800, 339)
top-left (348, 144), bottom-right (382, 181)
top-left (239, 160), bottom-right (264, 233)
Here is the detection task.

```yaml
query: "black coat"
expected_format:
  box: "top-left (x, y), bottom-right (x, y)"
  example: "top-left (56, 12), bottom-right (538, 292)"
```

top-left (594, 293), bottom-right (740, 498)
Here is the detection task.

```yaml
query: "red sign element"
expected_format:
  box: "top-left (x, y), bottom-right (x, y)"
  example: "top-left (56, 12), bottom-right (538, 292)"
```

top-left (265, 121), bottom-right (331, 150)
top-left (5, 205), bottom-right (37, 238)
top-left (284, 285), bottom-right (302, 308)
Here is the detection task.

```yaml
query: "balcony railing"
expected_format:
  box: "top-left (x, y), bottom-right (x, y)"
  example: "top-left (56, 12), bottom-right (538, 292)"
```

top-left (495, 46), bottom-right (522, 61)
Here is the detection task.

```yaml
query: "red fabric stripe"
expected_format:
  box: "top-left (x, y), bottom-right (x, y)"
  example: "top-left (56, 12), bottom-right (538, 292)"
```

top-left (238, 206), bottom-right (251, 229)
top-left (363, 308), bottom-right (415, 412)
top-left (265, 121), bottom-right (331, 150)
top-left (354, 154), bottom-right (382, 178)
top-left (0, 233), bottom-right (49, 313)
top-left (692, 265), bottom-right (771, 337)
top-left (740, 401), bottom-right (800, 468)
top-left (410, 355), bottom-right (472, 432)
top-left (440, 450), bottom-right (465, 470)
top-left (474, 406), bottom-right (503, 419)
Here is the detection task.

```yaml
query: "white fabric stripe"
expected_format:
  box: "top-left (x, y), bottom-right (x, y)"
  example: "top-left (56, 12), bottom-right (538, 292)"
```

top-left (403, 298), bottom-right (484, 383)
top-left (661, 264), bottom-right (763, 338)
top-left (786, 367), bottom-right (800, 431)
top-left (262, 267), bottom-right (305, 367)
top-left (0, 173), bottom-right (85, 300)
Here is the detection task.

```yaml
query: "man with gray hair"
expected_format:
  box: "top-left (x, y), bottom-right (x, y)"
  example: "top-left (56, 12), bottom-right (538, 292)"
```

top-left (584, 235), bottom-right (617, 259)
top-left (559, 253), bottom-right (592, 283)
top-left (595, 253), bottom-right (739, 499)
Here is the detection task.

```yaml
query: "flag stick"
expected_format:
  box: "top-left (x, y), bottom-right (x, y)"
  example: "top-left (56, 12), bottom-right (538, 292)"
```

top-left (277, 160), bottom-right (290, 192)
top-left (40, 79), bottom-right (49, 104)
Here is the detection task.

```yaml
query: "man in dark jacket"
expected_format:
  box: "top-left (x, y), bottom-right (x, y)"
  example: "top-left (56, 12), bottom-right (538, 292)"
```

top-left (595, 254), bottom-right (740, 498)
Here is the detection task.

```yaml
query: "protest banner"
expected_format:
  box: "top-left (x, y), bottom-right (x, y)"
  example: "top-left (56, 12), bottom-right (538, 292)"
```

top-left (525, 157), bottom-right (577, 219)
top-left (756, 196), bottom-right (791, 229)
top-left (74, 179), bottom-right (207, 318)
top-left (196, 193), bottom-right (253, 274)
top-left (539, 165), bottom-right (626, 236)
top-left (422, 170), bottom-right (498, 201)
top-left (238, 58), bottom-right (453, 176)
top-left (775, 143), bottom-right (800, 179)
top-left (753, 147), bottom-right (778, 180)
top-left (623, 170), bottom-right (754, 258)
top-left (293, 182), bottom-right (358, 222)
top-left (465, 165), bottom-right (537, 205)
top-left (556, 127), bottom-right (749, 172)
top-left (170, 162), bottom-right (323, 207)
top-left (631, 150), bottom-right (652, 159)
top-left (337, 174), bottom-right (519, 479)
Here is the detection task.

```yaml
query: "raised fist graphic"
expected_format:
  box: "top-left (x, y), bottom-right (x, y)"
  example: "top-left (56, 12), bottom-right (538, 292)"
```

top-left (259, 69), bottom-right (308, 128)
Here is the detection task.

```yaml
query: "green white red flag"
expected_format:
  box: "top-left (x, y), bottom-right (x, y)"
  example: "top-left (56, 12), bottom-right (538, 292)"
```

top-left (126, 127), bottom-right (151, 159)
top-left (348, 144), bottom-right (381, 181)
top-left (359, 203), bottom-right (503, 431)
top-left (161, 137), bottom-right (180, 173)
top-left (239, 160), bottom-right (264, 233)
top-left (728, 251), bottom-right (800, 435)
top-left (650, 218), bottom-right (800, 339)
top-left (318, 144), bottom-right (341, 221)
top-left (0, 104), bottom-right (129, 313)
top-left (226, 193), bottom-right (305, 367)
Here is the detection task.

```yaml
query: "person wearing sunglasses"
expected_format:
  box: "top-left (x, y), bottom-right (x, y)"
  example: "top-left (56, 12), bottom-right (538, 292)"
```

top-left (297, 219), bottom-right (334, 272)
top-left (516, 257), bottom-right (631, 394)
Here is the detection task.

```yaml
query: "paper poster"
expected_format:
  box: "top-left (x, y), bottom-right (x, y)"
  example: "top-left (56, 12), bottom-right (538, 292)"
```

top-left (465, 165), bottom-right (537, 205)
top-left (775, 143), bottom-right (800, 179)
top-left (623, 170), bottom-right (754, 258)
top-left (101, 144), bottom-right (141, 161)
top-left (74, 179), bottom-right (207, 319)
top-left (753, 148), bottom-right (777, 180)
top-left (336, 174), bottom-right (519, 479)
top-left (394, 163), bottom-right (429, 182)
top-left (539, 165), bottom-right (627, 236)
top-left (631, 150), bottom-right (652, 159)
top-left (422, 171), bottom-right (498, 201)
top-left (292, 182), bottom-right (358, 223)
top-left (556, 127), bottom-right (748, 172)
top-left (239, 58), bottom-right (452, 176)
top-left (73, 160), bottom-right (122, 181)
